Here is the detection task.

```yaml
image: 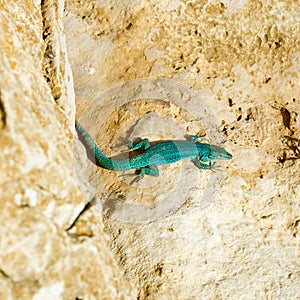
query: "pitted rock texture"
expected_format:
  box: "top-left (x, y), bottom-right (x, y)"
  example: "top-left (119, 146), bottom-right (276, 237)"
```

top-left (0, 1), bottom-right (135, 299)
top-left (64, 0), bottom-right (300, 299)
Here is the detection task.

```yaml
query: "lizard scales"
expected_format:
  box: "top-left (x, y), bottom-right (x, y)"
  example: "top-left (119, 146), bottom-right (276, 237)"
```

top-left (75, 120), bottom-right (232, 178)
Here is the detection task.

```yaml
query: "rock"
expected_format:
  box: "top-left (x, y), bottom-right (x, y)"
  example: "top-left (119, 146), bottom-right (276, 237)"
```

top-left (64, 0), bottom-right (300, 299)
top-left (0, 1), bottom-right (135, 299)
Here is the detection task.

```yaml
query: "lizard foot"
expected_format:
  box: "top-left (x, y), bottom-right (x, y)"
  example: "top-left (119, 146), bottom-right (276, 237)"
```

top-left (185, 134), bottom-right (206, 142)
top-left (118, 172), bottom-right (143, 185)
top-left (192, 159), bottom-right (221, 173)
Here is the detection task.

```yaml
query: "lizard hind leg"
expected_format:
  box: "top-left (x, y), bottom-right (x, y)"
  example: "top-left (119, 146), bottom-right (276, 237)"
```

top-left (119, 171), bottom-right (143, 185)
top-left (128, 138), bottom-right (151, 151)
top-left (139, 165), bottom-right (159, 177)
top-left (129, 165), bottom-right (159, 185)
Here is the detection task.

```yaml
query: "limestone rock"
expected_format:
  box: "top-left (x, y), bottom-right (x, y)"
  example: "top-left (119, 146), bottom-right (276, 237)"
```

top-left (0, 1), bottom-right (136, 299)
top-left (64, 0), bottom-right (300, 299)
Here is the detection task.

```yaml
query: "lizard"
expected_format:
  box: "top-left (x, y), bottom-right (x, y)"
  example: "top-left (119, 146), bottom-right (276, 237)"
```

top-left (75, 120), bottom-right (232, 180)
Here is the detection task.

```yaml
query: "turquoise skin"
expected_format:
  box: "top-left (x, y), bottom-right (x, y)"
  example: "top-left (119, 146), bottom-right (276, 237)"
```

top-left (75, 120), bottom-right (232, 179)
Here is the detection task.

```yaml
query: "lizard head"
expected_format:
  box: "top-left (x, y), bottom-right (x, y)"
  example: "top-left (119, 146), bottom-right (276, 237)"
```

top-left (198, 144), bottom-right (232, 162)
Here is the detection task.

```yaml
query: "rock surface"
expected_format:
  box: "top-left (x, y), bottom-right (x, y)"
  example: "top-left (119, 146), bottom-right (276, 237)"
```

top-left (0, 0), bottom-right (299, 299)
top-left (0, 1), bottom-right (135, 299)
top-left (64, 0), bottom-right (300, 299)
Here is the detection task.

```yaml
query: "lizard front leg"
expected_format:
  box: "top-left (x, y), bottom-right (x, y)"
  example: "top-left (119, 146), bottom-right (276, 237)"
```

top-left (192, 158), bottom-right (212, 170)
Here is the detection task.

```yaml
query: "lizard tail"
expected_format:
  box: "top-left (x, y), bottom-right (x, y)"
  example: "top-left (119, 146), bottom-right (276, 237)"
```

top-left (75, 120), bottom-right (115, 170)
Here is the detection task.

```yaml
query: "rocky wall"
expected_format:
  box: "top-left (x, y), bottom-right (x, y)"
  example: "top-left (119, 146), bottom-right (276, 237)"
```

top-left (0, 1), bottom-right (135, 299)
top-left (64, 0), bottom-right (300, 299)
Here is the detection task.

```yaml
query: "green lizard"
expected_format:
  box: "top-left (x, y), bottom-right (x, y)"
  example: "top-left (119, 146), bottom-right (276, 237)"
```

top-left (75, 120), bottom-right (232, 180)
